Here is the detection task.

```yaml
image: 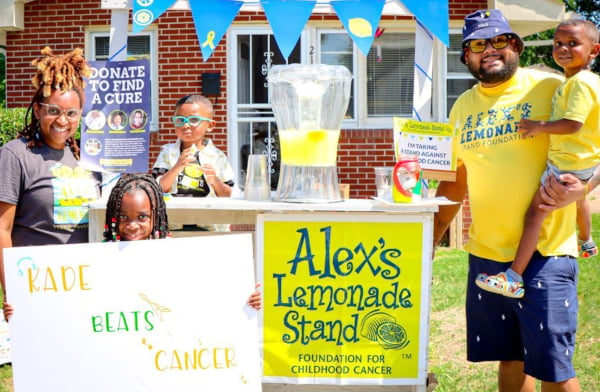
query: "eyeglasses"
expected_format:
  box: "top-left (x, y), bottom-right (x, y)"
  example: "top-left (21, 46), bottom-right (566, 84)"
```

top-left (172, 116), bottom-right (212, 127)
top-left (39, 103), bottom-right (81, 120)
top-left (464, 34), bottom-right (512, 53)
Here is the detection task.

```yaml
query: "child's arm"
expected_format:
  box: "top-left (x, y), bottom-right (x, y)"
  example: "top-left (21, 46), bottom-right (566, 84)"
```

top-left (2, 302), bottom-right (13, 322)
top-left (518, 118), bottom-right (582, 137)
top-left (202, 163), bottom-right (233, 197)
top-left (247, 283), bottom-right (262, 310)
top-left (156, 147), bottom-right (197, 193)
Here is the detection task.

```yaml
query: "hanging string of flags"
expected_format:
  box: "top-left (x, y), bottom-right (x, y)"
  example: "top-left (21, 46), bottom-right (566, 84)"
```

top-left (131, 0), bottom-right (449, 61)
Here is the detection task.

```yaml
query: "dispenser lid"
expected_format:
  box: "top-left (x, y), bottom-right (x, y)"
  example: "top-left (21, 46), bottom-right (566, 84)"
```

top-left (268, 64), bottom-right (352, 83)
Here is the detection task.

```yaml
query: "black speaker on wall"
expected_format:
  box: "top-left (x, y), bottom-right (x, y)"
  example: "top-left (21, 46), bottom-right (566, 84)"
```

top-left (202, 72), bottom-right (221, 100)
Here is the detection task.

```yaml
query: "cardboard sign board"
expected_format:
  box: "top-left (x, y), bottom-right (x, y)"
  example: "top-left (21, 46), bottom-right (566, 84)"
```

top-left (257, 213), bottom-right (433, 386)
top-left (393, 118), bottom-right (456, 181)
top-left (4, 235), bottom-right (261, 392)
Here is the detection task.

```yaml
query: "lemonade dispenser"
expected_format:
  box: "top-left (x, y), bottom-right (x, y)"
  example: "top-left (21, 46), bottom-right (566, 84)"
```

top-left (268, 64), bottom-right (352, 202)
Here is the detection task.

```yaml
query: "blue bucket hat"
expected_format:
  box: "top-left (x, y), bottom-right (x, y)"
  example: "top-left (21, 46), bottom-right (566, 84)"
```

top-left (460, 9), bottom-right (524, 64)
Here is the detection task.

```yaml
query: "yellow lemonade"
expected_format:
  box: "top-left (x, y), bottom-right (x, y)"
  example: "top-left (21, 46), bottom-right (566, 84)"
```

top-left (279, 129), bottom-right (340, 166)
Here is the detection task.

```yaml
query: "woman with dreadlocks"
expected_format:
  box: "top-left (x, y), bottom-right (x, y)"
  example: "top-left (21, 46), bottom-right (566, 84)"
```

top-left (103, 174), bottom-right (170, 241)
top-left (0, 47), bottom-right (101, 319)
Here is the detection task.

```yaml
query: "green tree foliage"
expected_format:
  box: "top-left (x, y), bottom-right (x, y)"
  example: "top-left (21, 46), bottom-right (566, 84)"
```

top-left (0, 107), bottom-right (26, 147)
top-left (521, 0), bottom-right (600, 73)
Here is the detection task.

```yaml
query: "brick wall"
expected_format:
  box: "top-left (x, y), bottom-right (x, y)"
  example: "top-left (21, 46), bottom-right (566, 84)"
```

top-left (6, 0), bottom-right (486, 244)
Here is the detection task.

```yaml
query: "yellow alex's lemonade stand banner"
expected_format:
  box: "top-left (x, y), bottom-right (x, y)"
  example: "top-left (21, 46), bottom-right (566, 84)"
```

top-left (257, 213), bottom-right (433, 386)
top-left (393, 118), bottom-right (456, 180)
top-left (4, 235), bottom-right (261, 392)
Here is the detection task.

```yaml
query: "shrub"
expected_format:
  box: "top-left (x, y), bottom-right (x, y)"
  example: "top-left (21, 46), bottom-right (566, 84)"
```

top-left (0, 107), bottom-right (27, 147)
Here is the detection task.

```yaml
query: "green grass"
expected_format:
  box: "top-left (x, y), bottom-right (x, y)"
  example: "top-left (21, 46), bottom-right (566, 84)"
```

top-left (1, 216), bottom-right (600, 392)
top-left (429, 214), bottom-right (600, 391)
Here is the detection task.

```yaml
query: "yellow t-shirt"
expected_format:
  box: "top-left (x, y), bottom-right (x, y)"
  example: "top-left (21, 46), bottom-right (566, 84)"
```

top-left (449, 68), bottom-right (577, 261)
top-left (548, 70), bottom-right (600, 171)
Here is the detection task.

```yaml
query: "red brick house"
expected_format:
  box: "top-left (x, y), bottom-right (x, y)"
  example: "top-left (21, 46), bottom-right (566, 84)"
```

top-left (0, 0), bottom-right (565, 245)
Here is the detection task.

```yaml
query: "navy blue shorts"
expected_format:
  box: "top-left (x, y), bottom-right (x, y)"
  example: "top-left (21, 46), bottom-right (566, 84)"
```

top-left (466, 252), bottom-right (578, 382)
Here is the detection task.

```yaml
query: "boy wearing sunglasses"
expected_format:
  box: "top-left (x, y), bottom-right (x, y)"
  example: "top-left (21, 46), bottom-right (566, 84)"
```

top-left (152, 95), bottom-right (234, 228)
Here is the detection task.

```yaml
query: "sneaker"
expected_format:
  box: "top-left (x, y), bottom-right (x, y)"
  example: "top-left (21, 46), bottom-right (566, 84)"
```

top-left (579, 240), bottom-right (598, 258)
top-left (475, 272), bottom-right (524, 298)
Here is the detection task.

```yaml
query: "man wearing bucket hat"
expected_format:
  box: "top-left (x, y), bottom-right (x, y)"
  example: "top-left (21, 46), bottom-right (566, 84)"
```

top-left (434, 9), bottom-right (587, 392)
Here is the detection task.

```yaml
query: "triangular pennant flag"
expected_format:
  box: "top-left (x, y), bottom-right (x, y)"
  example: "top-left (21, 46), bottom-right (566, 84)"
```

top-left (132, 0), bottom-right (175, 34)
top-left (331, 0), bottom-right (385, 56)
top-left (399, 0), bottom-right (449, 46)
top-left (262, 0), bottom-right (316, 59)
top-left (189, 0), bottom-right (243, 61)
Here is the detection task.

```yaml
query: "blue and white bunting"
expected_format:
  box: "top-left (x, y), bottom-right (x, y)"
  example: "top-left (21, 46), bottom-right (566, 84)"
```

top-left (127, 0), bottom-right (450, 62)
top-left (189, 0), bottom-right (244, 61)
top-left (331, 0), bottom-right (386, 56)
top-left (399, 0), bottom-right (449, 46)
top-left (261, 0), bottom-right (316, 60)
top-left (132, 0), bottom-right (175, 34)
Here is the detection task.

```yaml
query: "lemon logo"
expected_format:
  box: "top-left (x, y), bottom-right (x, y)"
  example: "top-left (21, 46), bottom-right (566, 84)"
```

top-left (134, 10), bottom-right (153, 26)
top-left (377, 322), bottom-right (409, 350)
top-left (360, 309), bottom-right (410, 350)
top-left (183, 164), bottom-right (203, 178)
top-left (348, 18), bottom-right (373, 38)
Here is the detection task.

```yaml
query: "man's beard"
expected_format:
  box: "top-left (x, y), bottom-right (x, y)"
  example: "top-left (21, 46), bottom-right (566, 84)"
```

top-left (467, 54), bottom-right (519, 85)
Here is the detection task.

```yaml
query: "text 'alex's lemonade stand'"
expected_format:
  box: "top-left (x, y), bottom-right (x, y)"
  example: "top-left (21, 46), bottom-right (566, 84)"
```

top-left (268, 64), bottom-right (352, 203)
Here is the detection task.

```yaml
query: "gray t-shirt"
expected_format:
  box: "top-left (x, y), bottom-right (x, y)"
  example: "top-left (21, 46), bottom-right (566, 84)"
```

top-left (0, 138), bottom-right (101, 246)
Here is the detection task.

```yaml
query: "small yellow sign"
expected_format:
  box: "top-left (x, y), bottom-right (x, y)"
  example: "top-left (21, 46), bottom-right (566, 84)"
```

top-left (393, 118), bottom-right (457, 177)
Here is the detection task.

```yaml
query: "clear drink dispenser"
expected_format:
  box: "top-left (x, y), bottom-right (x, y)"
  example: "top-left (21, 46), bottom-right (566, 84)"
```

top-left (268, 64), bottom-right (352, 203)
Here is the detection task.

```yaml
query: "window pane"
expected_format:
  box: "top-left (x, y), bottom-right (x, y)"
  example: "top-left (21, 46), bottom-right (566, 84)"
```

top-left (367, 33), bottom-right (415, 117)
top-left (93, 36), bottom-right (150, 61)
top-left (127, 36), bottom-right (150, 60)
top-left (320, 33), bottom-right (354, 119)
top-left (321, 34), bottom-right (353, 52)
top-left (447, 34), bottom-right (465, 72)
top-left (446, 33), bottom-right (475, 116)
top-left (94, 37), bottom-right (109, 60)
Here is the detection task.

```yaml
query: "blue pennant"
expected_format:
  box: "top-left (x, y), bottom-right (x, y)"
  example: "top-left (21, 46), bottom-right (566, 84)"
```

top-left (262, 0), bottom-right (316, 59)
top-left (331, 0), bottom-right (385, 56)
top-left (132, 0), bottom-right (175, 34)
top-left (189, 0), bottom-right (243, 61)
top-left (400, 0), bottom-right (449, 46)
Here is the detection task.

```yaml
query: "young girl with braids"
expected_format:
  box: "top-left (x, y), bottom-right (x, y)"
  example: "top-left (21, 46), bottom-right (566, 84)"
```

top-left (0, 47), bottom-right (101, 318)
top-left (102, 174), bottom-right (262, 309)
top-left (103, 174), bottom-right (170, 242)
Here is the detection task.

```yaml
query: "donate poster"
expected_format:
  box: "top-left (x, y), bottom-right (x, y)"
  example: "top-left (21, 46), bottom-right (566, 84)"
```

top-left (81, 59), bottom-right (151, 173)
top-left (257, 213), bottom-right (433, 386)
top-left (4, 235), bottom-right (261, 392)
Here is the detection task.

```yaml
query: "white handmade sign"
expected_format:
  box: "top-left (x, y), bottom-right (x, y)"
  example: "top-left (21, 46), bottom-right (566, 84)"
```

top-left (4, 235), bottom-right (261, 392)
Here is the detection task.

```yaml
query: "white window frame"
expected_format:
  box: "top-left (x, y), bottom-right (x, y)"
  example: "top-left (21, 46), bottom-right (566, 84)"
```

top-left (442, 27), bottom-right (477, 120)
top-left (315, 24), bottom-right (422, 128)
top-left (85, 26), bottom-right (159, 132)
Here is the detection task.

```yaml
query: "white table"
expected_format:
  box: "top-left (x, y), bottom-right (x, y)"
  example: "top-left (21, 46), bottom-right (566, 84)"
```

top-left (88, 197), bottom-right (445, 242)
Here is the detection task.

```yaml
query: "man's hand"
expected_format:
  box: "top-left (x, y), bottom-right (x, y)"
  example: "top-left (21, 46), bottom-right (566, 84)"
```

top-left (538, 173), bottom-right (585, 212)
